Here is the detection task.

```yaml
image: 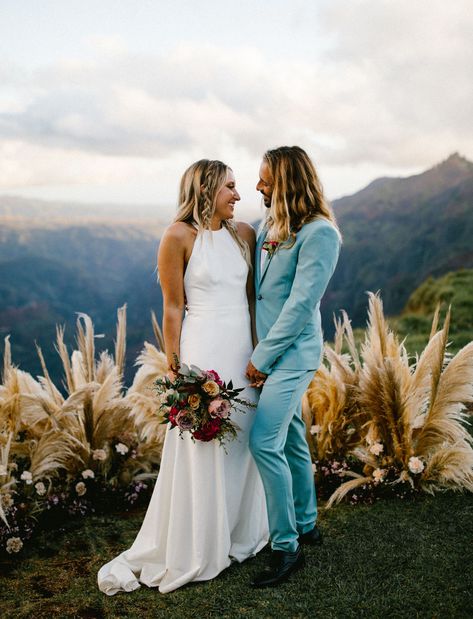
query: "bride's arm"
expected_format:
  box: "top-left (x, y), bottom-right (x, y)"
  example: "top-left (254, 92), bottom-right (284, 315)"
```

top-left (236, 221), bottom-right (257, 348)
top-left (157, 223), bottom-right (188, 372)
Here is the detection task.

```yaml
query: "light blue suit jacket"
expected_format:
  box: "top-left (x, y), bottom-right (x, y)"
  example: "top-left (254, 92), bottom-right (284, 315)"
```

top-left (251, 218), bottom-right (341, 374)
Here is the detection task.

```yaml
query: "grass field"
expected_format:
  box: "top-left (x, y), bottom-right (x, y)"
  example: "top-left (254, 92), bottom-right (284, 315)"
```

top-left (1, 492), bottom-right (472, 619)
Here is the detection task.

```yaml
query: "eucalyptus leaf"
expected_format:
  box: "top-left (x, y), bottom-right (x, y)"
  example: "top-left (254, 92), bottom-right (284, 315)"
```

top-left (179, 363), bottom-right (191, 377)
top-left (190, 364), bottom-right (205, 377)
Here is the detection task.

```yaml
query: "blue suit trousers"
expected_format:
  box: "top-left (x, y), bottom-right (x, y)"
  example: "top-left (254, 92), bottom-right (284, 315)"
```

top-left (249, 368), bottom-right (317, 552)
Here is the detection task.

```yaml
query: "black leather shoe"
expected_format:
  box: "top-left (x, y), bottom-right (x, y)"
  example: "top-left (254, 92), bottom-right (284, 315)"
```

top-left (298, 524), bottom-right (323, 546)
top-left (250, 547), bottom-right (305, 588)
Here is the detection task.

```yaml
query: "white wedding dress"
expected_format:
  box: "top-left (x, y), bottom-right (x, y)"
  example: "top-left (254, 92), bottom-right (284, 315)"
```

top-left (98, 227), bottom-right (268, 594)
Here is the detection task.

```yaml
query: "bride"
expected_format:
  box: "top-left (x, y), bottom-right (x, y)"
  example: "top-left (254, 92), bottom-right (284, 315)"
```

top-left (98, 159), bottom-right (268, 594)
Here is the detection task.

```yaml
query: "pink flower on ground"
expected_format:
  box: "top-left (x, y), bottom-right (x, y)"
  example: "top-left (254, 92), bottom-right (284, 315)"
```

top-left (2, 493), bottom-right (13, 508)
top-left (92, 449), bottom-right (107, 461)
top-left (408, 456), bottom-right (425, 475)
top-left (369, 442), bottom-right (384, 456)
top-left (6, 537), bottom-right (23, 553)
top-left (75, 482), bottom-right (87, 496)
top-left (208, 397), bottom-right (231, 419)
top-left (372, 468), bottom-right (385, 483)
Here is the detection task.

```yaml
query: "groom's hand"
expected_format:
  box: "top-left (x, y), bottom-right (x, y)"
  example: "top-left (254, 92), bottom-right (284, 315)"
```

top-left (246, 361), bottom-right (267, 388)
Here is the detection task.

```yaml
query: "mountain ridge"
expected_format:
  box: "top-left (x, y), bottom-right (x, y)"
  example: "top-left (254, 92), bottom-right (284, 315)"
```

top-left (332, 152), bottom-right (473, 216)
top-left (1, 152), bottom-right (471, 384)
top-left (325, 152), bottom-right (473, 326)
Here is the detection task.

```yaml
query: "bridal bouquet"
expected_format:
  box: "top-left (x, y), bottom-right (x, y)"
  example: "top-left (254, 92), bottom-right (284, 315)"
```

top-left (155, 360), bottom-right (255, 446)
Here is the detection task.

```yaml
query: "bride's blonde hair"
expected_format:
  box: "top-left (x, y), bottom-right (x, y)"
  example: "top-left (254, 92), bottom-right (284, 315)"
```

top-left (174, 159), bottom-right (251, 266)
top-left (264, 146), bottom-right (339, 244)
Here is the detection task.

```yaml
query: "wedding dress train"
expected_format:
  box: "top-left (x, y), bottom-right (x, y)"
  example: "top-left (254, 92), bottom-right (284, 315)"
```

top-left (98, 227), bottom-right (268, 594)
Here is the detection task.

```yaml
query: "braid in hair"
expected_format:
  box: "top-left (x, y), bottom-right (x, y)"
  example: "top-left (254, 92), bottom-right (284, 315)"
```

top-left (175, 159), bottom-right (227, 229)
top-left (200, 161), bottom-right (222, 229)
top-left (174, 158), bottom-right (252, 268)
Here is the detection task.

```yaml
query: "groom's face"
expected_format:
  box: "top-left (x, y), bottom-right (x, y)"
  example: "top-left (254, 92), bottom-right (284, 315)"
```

top-left (256, 161), bottom-right (273, 208)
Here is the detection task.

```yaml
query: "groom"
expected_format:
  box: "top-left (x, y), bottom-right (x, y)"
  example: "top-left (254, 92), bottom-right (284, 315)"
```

top-left (246, 146), bottom-right (341, 587)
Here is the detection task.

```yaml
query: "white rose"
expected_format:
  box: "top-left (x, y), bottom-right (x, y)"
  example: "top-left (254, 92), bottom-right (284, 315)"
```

top-left (369, 442), bottom-right (384, 456)
top-left (310, 425), bottom-right (321, 435)
top-left (115, 443), bottom-right (129, 455)
top-left (35, 482), bottom-right (46, 496)
top-left (20, 471), bottom-right (33, 484)
top-left (408, 456), bottom-right (425, 475)
top-left (312, 462), bottom-right (317, 473)
top-left (92, 449), bottom-right (107, 461)
top-left (372, 468), bottom-right (385, 483)
top-left (82, 469), bottom-right (95, 479)
top-left (75, 481), bottom-right (87, 496)
top-left (6, 537), bottom-right (23, 554)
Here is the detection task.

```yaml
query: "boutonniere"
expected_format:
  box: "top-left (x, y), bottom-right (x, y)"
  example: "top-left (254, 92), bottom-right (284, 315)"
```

top-left (262, 240), bottom-right (281, 256)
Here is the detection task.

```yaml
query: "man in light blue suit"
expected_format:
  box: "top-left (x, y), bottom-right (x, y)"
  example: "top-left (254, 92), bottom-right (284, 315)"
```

top-left (246, 146), bottom-right (341, 588)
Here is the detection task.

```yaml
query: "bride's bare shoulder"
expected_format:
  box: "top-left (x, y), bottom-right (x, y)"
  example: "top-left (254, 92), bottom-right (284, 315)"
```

top-left (162, 221), bottom-right (197, 243)
top-left (235, 221), bottom-right (256, 244)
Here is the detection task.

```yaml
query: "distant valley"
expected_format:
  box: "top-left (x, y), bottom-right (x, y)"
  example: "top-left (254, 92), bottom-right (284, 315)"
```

top-left (1, 153), bottom-right (472, 385)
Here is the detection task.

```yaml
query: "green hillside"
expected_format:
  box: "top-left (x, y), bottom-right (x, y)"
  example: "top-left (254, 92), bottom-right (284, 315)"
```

top-left (325, 153), bottom-right (473, 326)
top-left (394, 269), bottom-right (473, 354)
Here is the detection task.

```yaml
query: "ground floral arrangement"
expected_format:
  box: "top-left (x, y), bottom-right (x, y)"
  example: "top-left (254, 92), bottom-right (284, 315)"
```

top-left (305, 294), bottom-right (473, 507)
top-left (0, 441), bottom-right (153, 555)
top-left (313, 456), bottom-right (423, 505)
top-left (0, 307), bottom-right (167, 557)
top-left (1, 296), bottom-right (473, 557)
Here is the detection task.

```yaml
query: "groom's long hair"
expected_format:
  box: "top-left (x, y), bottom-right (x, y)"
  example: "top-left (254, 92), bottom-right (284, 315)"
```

top-left (264, 146), bottom-right (339, 244)
top-left (174, 159), bottom-right (251, 266)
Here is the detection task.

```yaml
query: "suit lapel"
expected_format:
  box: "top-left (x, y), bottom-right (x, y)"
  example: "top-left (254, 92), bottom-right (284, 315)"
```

top-left (255, 223), bottom-right (267, 291)
top-left (259, 248), bottom-right (273, 287)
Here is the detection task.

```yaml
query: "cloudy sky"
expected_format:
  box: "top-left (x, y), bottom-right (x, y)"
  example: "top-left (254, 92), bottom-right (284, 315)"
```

top-left (0, 0), bottom-right (472, 220)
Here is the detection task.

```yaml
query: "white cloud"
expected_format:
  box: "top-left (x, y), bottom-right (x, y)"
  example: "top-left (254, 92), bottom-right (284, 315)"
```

top-left (0, 1), bottom-right (471, 204)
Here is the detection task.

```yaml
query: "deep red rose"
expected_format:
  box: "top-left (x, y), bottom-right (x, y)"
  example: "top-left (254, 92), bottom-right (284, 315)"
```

top-left (193, 418), bottom-right (222, 442)
top-left (168, 405), bottom-right (179, 426)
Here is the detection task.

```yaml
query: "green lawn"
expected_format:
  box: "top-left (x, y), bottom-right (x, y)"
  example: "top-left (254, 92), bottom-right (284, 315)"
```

top-left (1, 493), bottom-right (472, 619)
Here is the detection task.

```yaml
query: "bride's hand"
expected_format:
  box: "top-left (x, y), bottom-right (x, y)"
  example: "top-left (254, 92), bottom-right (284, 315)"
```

top-left (167, 361), bottom-right (180, 382)
top-left (167, 370), bottom-right (178, 382)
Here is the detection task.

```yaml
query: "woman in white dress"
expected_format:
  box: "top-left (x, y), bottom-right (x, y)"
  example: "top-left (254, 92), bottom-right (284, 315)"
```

top-left (98, 159), bottom-right (268, 595)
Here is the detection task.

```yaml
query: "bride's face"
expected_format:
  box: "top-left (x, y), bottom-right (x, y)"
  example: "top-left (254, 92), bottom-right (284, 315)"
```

top-left (214, 170), bottom-right (240, 221)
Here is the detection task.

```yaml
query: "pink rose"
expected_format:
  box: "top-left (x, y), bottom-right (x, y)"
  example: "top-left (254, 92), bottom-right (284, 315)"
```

top-left (176, 409), bottom-right (194, 431)
top-left (208, 397), bottom-right (231, 419)
top-left (206, 370), bottom-right (223, 387)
